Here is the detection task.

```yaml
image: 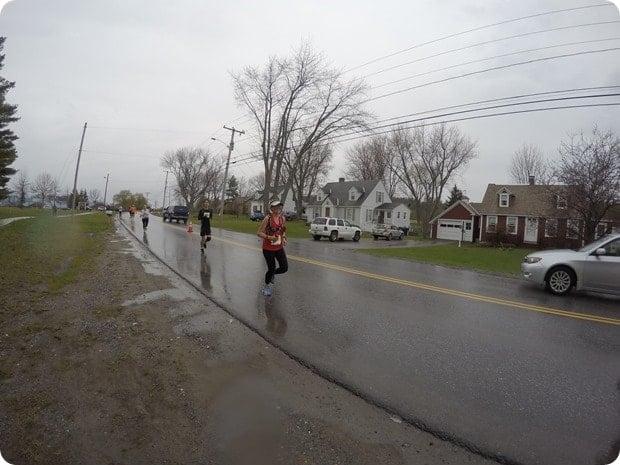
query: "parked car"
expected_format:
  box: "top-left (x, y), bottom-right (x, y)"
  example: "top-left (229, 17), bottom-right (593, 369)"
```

top-left (372, 224), bottom-right (404, 241)
top-left (283, 211), bottom-right (296, 220)
top-left (163, 205), bottom-right (190, 224)
top-left (250, 211), bottom-right (265, 221)
top-left (309, 217), bottom-right (361, 242)
top-left (520, 233), bottom-right (620, 296)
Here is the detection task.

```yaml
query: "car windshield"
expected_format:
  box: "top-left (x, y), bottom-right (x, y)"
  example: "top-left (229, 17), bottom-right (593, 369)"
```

top-left (577, 235), bottom-right (612, 253)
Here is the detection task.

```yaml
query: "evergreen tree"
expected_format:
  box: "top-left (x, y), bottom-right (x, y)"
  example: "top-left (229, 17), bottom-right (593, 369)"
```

top-left (226, 175), bottom-right (239, 200)
top-left (0, 37), bottom-right (19, 201)
top-left (444, 184), bottom-right (464, 208)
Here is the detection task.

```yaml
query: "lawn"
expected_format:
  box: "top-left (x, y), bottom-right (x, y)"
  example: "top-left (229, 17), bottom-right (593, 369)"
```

top-left (188, 212), bottom-right (312, 238)
top-left (361, 242), bottom-right (536, 275)
top-left (0, 212), bottom-right (113, 293)
top-left (1, 209), bottom-right (531, 277)
top-left (193, 213), bottom-right (533, 275)
top-left (0, 206), bottom-right (51, 219)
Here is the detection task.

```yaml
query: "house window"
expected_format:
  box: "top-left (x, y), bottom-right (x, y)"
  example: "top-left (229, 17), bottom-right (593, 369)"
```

top-left (397, 212), bottom-right (401, 219)
top-left (499, 193), bottom-right (509, 207)
top-left (566, 219), bottom-right (579, 239)
top-left (486, 216), bottom-right (497, 233)
top-left (349, 190), bottom-right (356, 201)
top-left (365, 209), bottom-right (373, 222)
top-left (345, 208), bottom-right (354, 221)
top-left (387, 211), bottom-right (392, 219)
top-left (376, 191), bottom-right (384, 203)
top-left (403, 212), bottom-right (407, 219)
top-left (545, 218), bottom-right (558, 237)
top-left (556, 195), bottom-right (567, 209)
top-left (506, 217), bottom-right (517, 235)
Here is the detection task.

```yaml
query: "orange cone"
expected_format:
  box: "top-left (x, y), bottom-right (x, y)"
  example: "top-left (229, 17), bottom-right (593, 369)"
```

top-left (187, 221), bottom-right (193, 233)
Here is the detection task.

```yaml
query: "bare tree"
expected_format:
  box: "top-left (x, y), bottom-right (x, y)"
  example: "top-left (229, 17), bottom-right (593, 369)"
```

top-left (391, 123), bottom-right (477, 237)
top-left (509, 144), bottom-right (550, 184)
top-left (231, 42), bottom-right (372, 211)
top-left (247, 172), bottom-right (265, 194)
top-left (552, 126), bottom-right (619, 242)
top-left (344, 135), bottom-right (399, 197)
top-left (161, 147), bottom-right (221, 209)
top-left (31, 172), bottom-right (55, 207)
top-left (283, 141), bottom-right (333, 215)
top-left (11, 170), bottom-right (28, 207)
top-left (88, 188), bottom-right (101, 205)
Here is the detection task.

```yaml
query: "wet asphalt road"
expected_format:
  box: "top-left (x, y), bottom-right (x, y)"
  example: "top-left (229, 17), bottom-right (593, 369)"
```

top-left (122, 214), bottom-right (620, 465)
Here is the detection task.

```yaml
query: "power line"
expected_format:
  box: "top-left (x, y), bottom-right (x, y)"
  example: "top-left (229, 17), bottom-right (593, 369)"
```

top-left (330, 102), bottom-right (620, 144)
top-left (371, 86), bottom-right (620, 126)
top-left (371, 37), bottom-right (620, 90)
top-left (346, 3), bottom-right (615, 72)
top-left (362, 20), bottom-right (620, 80)
top-left (364, 47), bottom-right (620, 104)
top-left (82, 149), bottom-right (157, 159)
top-left (88, 125), bottom-right (210, 135)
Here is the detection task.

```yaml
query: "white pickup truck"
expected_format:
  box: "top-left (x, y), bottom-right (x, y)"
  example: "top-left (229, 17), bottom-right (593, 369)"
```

top-left (309, 217), bottom-right (361, 242)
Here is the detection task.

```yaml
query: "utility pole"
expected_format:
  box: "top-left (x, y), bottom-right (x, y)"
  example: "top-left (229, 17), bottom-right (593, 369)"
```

top-left (71, 122), bottom-right (88, 212)
top-left (162, 170), bottom-right (169, 208)
top-left (103, 173), bottom-right (109, 208)
top-left (216, 125), bottom-right (244, 227)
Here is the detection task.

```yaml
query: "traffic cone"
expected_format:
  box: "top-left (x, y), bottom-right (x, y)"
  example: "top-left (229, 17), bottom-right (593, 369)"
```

top-left (187, 221), bottom-right (193, 233)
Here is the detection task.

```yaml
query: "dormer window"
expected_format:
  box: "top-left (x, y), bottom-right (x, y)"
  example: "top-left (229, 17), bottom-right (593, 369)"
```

top-left (349, 188), bottom-right (358, 201)
top-left (317, 192), bottom-right (323, 202)
top-left (556, 195), bottom-right (567, 209)
top-left (376, 191), bottom-right (384, 203)
top-left (499, 192), bottom-right (510, 207)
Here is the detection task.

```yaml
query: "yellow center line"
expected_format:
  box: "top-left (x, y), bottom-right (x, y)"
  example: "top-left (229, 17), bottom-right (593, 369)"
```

top-left (215, 236), bottom-right (620, 326)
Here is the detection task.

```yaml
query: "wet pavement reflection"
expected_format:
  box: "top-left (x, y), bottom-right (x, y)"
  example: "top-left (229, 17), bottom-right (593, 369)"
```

top-left (118, 214), bottom-right (620, 465)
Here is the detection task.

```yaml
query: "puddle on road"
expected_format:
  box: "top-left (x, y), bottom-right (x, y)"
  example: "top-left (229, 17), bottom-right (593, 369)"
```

top-left (121, 288), bottom-right (189, 306)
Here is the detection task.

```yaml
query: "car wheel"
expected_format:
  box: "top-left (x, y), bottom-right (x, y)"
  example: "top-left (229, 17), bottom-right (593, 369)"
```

top-left (373, 235), bottom-right (378, 240)
top-left (398, 233), bottom-right (403, 240)
top-left (313, 235), bottom-right (321, 241)
top-left (329, 231), bottom-right (338, 242)
top-left (545, 266), bottom-right (575, 295)
top-left (386, 233), bottom-right (392, 241)
top-left (353, 231), bottom-right (360, 242)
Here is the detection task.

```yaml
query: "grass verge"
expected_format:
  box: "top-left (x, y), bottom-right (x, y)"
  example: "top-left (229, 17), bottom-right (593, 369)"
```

top-left (360, 242), bottom-right (536, 275)
top-left (0, 212), bottom-right (114, 294)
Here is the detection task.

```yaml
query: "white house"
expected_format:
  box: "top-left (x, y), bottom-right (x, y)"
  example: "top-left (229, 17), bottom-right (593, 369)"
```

top-left (305, 178), bottom-right (411, 232)
top-left (249, 186), bottom-right (296, 214)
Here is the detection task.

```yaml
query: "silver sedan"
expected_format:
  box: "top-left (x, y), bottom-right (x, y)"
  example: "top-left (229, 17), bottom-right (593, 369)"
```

top-left (521, 233), bottom-right (620, 296)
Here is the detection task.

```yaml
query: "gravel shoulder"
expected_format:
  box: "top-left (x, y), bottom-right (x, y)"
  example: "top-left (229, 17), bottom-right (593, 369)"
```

top-left (0, 225), bottom-right (497, 465)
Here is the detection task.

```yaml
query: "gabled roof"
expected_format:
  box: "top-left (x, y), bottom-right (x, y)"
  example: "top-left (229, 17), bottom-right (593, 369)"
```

top-left (254, 186), bottom-right (286, 202)
top-left (477, 183), bottom-right (570, 217)
top-left (430, 200), bottom-right (480, 223)
top-left (375, 202), bottom-right (409, 210)
top-left (316, 179), bottom-right (381, 207)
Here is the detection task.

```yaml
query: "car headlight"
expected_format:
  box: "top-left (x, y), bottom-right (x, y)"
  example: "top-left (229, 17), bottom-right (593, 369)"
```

top-left (524, 256), bottom-right (542, 264)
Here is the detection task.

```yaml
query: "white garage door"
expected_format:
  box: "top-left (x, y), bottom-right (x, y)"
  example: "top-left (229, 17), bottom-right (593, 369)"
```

top-left (437, 220), bottom-right (472, 241)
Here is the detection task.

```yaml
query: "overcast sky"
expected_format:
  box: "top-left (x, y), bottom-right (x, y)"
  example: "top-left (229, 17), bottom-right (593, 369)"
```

top-left (0, 0), bottom-right (619, 206)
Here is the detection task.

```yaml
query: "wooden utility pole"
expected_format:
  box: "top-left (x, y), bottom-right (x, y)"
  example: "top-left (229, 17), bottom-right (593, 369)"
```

top-left (218, 125), bottom-right (244, 227)
top-left (71, 122), bottom-right (88, 212)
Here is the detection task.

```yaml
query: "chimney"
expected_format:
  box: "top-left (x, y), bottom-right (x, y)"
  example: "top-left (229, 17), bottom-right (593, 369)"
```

top-left (338, 177), bottom-right (345, 183)
top-left (528, 176), bottom-right (535, 185)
